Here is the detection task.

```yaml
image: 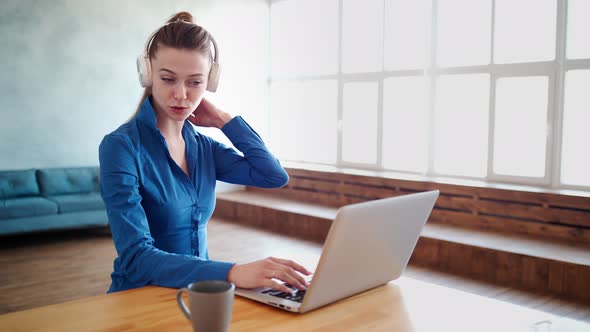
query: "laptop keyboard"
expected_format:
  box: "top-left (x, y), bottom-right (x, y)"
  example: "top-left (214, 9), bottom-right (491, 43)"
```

top-left (262, 284), bottom-right (306, 303)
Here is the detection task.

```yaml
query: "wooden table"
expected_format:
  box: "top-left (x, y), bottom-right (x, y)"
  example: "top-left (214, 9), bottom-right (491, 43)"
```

top-left (1, 276), bottom-right (588, 332)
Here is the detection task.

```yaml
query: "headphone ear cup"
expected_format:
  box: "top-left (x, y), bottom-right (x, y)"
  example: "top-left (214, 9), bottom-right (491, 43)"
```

top-left (136, 55), bottom-right (152, 87)
top-left (206, 63), bottom-right (221, 92)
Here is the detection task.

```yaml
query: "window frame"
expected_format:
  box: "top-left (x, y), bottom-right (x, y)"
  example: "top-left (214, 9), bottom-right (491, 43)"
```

top-left (267, 0), bottom-right (590, 192)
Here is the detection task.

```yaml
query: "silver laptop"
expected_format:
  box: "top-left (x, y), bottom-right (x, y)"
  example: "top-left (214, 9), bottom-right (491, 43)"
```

top-left (234, 190), bottom-right (440, 313)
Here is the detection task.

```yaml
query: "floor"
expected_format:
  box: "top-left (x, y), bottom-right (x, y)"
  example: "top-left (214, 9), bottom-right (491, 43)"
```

top-left (1, 218), bottom-right (589, 322)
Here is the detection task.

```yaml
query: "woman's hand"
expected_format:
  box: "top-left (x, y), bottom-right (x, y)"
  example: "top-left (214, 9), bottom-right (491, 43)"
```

top-left (187, 97), bottom-right (233, 129)
top-left (226, 256), bottom-right (313, 293)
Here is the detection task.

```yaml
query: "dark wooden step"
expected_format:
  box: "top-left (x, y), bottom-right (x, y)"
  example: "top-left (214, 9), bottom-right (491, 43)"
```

top-left (214, 190), bottom-right (590, 303)
top-left (253, 167), bottom-right (590, 245)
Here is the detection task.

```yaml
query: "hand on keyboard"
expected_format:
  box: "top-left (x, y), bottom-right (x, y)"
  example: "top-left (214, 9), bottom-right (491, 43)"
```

top-left (262, 283), bottom-right (306, 303)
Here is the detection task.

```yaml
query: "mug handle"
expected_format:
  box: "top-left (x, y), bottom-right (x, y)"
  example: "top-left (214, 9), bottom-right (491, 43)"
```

top-left (176, 288), bottom-right (191, 320)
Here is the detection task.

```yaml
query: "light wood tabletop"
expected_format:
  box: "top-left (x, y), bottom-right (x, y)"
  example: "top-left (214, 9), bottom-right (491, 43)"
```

top-left (1, 276), bottom-right (588, 332)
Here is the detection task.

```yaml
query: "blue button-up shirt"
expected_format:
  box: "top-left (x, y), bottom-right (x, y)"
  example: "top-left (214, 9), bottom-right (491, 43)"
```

top-left (98, 96), bottom-right (288, 293)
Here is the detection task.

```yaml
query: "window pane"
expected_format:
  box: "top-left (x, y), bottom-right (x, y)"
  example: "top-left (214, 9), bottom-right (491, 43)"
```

top-left (383, 77), bottom-right (429, 173)
top-left (561, 70), bottom-right (590, 187)
top-left (271, 0), bottom-right (338, 76)
top-left (384, 0), bottom-right (431, 70)
top-left (342, 0), bottom-right (383, 73)
top-left (567, 0), bottom-right (590, 59)
top-left (494, 0), bottom-right (556, 64)
top-left (434, 74), bottom-right (489, 177)
top-left (270, 80), bottom-right (338, 163)
top-left (437, 0), bottom-right (491, 67)
top-left (493, 77), bottom-right (548, 177)
top-left (343, 82), bottom-right (379, 164)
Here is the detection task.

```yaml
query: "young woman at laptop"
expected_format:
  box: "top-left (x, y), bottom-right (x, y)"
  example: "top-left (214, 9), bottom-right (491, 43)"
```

top-left (98, 11), bottom-right (310, 295)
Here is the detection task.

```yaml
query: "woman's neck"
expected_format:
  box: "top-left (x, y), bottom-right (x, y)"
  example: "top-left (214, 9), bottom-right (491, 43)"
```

top-left (153, 105), bottom-right (184, 143)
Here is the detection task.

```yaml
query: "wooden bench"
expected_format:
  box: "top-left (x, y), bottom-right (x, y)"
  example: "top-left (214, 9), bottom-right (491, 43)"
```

top-left (214, 167), bottom-right (590, 303)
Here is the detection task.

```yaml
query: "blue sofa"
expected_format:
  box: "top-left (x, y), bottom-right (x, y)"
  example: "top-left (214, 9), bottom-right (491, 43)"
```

top-left (0, 167), bottom-right (108, 236)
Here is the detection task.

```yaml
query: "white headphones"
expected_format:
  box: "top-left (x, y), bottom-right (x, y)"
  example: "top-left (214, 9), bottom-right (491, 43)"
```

top-left (136, 21), bottom-right (221, 92)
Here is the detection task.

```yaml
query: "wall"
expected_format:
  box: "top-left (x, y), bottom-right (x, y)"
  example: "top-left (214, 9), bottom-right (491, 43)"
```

top-left (0, 0), bottom-right (269, 175)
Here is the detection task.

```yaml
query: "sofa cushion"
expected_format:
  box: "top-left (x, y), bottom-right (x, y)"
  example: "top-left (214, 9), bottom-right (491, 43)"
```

top-left (92, 167), bottom-right (100, 192)
top-left (0, 169), bottom-right (40, 199)
top-left (0, 197), bottom-right (58, 220)
top-left (47, 193), bottom-right (105, 213)
top-left (37, 167), bottom-right (99, 196)
top-left (0, 210), bottom-right (109, 235)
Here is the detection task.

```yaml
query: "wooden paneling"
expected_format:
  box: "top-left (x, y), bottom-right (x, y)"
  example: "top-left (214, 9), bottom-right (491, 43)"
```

top-left (430, 210), bottom-right (590, 244)
top-left (214, 201), bottom-right (332, 244)
top-left (251, 168), bottom-right (590, 244)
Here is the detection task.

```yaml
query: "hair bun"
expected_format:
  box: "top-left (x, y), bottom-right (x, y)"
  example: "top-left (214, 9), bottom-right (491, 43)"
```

top-left (167, 11), bottom-right (193, 24)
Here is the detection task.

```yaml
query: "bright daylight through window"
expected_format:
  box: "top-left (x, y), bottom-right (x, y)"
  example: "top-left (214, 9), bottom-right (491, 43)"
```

top-left (268, 0), bottom-right (590, 191)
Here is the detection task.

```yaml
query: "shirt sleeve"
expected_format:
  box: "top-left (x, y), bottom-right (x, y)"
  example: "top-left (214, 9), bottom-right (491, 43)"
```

top-left (213, 116), bottom-right (289, 188)
top-left (99, 133), bottom-right (235, 289)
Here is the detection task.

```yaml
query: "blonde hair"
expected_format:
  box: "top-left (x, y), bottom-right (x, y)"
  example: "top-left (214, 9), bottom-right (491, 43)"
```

top-left (127, 11), bottom-right (214, 123)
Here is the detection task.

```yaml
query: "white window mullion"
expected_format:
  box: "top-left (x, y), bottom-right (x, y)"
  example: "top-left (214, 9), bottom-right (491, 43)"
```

top-left (336, 0), bottom-right (344, 167)
top-left (426, 0), bottom-right (439, 178)
top-left (376, 0), bottom-right (386, 170)
top-left (565, 58), bottom-right (590, 70)
top-left (486, 0), bottom-right (497, 180)
top-left (487, 75), bottom-right (497, 181)
top-left (376, 78), bottom-right (384, 169)
top-left (267, 0), bottom-right (273, 149)
top-left (549, 0), bottom-right (567, 189)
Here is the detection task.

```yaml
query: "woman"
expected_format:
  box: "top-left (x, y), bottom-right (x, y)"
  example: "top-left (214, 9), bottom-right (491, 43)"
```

top-left (99, 11), bottom-right (310, 294)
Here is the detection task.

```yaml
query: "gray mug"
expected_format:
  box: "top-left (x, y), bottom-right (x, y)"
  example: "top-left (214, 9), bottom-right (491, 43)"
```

top-left (177, 280), bottom-right (235, 332)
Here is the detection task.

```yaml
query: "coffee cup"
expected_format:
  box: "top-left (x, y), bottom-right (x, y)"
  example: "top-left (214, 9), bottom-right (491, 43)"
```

top-left (177, 280), bottom-right (235, 332)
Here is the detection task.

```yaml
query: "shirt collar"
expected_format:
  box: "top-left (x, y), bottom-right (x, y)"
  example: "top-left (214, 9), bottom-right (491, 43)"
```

top-left (136, 95), bottom-right (196, 137)
top-left (136, 96), bottom-right (159, 131)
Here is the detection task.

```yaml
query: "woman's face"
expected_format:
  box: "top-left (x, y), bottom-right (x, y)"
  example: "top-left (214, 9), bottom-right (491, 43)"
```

top-left (149, 46), bottom-right (210, 121)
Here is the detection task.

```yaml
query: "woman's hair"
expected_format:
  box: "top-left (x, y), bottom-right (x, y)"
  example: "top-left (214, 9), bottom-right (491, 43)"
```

top-left (127, 11), bottom-right (214, 123)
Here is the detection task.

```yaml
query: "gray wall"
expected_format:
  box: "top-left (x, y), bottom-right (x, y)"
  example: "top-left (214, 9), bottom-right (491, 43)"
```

top-left (0, 0), bottom-right (269, 172)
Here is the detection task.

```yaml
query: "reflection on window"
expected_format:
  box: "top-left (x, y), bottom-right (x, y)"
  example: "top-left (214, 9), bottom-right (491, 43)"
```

top-left (494, 0), bottom-right (556, 63)
top-left (561, 70), bottom-right (590, 187)
top-left (434, 74), bottom-right (490, 177)
top-left (343, 82), bottom-right (379, 164)
top-left (493, 77), bottom-right (548, 177)
top-left (383, 76), bottom-right (429, 173)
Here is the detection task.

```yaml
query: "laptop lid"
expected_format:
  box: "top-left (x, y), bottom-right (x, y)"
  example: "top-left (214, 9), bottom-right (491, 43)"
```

top-left (299, 190), bottom-right (439, 313)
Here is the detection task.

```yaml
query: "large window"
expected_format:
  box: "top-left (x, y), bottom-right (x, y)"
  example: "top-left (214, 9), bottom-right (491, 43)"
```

top-left (268, 0), bottom-right (590, 191)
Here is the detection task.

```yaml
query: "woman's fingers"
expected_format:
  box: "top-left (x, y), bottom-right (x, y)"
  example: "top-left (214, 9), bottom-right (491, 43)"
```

top-left (273, 269), bottom-right (308, 291)
top-left (268, 257), bottom-right (313, 275)
top-left (228, 257), bottom-right (314, 293)
top-left (264, 278), bottom-right (292, 293)
top-left (266, 257), bottom-right (311, 290)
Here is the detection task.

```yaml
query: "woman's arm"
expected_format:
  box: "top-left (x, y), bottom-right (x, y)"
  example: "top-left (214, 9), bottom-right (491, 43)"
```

top-left (212, 116), bottom-right (289, 187)
top-left (189, 98), bottom-right (289, 188)
top-left (99, 133), bottom-right (235, 289)
top-left (188, 98), bottom-right (289, 188)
